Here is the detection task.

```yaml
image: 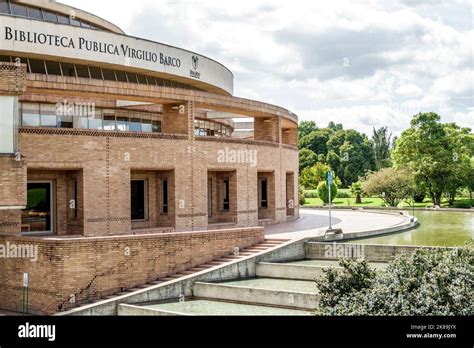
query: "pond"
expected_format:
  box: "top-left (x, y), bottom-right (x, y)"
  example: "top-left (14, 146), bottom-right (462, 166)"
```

top-left (347, 211), bottom-right (473, 247)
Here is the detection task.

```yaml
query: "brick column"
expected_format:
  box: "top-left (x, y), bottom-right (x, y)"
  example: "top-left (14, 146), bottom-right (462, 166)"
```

top-left (254, 116), bottom-right (280, 143)
top-left (162, 103), bottom-right (191, 136)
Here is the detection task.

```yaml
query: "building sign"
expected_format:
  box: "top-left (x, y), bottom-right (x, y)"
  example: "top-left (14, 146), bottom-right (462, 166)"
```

top-left (0, 16), bottom-right (233, 94)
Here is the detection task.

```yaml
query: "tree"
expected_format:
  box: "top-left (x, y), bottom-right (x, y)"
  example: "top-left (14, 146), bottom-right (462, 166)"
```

top-left (317, 181), bottom-right (338, 204)
top-left (328, 121), bottom-right (343, 131)
top-left (315, 247), bottom-right (473, 315)
top-left (298, 120), bottom-right (317, 142)
top-left (372, 126), bottom-right (392, 170)
top-left (350, 181), bottom-right (363, 204)
top-left (327, 129), bottom-right (376, 187)
top-left (299, 128), bottom-right (333, 157)
top-left (392, 113), bottom-right (473, 206)
top-left (361, 167), bottom-right (414, 207)
top-left (299, 148), bottom-right (318, 173)
top-left (299, 163), bottom-right (332, 190)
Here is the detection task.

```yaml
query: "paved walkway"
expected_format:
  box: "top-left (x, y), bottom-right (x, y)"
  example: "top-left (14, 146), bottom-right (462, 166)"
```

top-left (265, 208), bottom-right (410, 240)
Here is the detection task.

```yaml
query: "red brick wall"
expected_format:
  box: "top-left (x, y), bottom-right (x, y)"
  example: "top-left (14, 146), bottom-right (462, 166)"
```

top-left (0, 227), bottom-right (264, 314)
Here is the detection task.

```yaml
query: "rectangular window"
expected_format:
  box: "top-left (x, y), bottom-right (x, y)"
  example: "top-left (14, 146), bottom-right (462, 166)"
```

top-left (259, 179), bottom-right (268, 208)
top-left (162, 179), bottom-right (168, 214)
top-left (70, 18), bottom-right (81, 27)
top-left (40, 104), bottom-right (57, 127)
top-left (88, 108), bottom-right (103, 129)
top-left (222, 179), bottom-right (230, 211)
top-left (89, 66), bottom-right (103, 80)
top-left (10, 3), bottom-right (27, 17)
top-left (75, 64), bottom-right (90, 78)
top-left (116, 117), bottom-right (129, 131)
top-left (57, 114), bottom-right (73, 128)
top-left (126, 72), bottom-right (138, 84)
top-left (102, 68), bottom-right (116, 81)
top-left (61, 62), bottom-right (76, 77)
top-left (22, 182), bottom-right (53, 233)
top-left (146, 76), bottom-right (157, 85)
top-left (131, 180), bottom-right (146, 220)
top-left (45, 60), bottom-right (62, 75)
top-left (141, 119), bottom-right (152, 132)
top-left (0, 55), bottom-right (11, 62)
top-left (56, 13), bottom-right (70, 25)
top-left (152, 120), bottom-right (161, 133)
top-left (28, 7), bottom-right (43, 20)
top-left (103, 115), bottom-right (116, 131)
top-left (129, 118), bottom-right (141, 132)
top-left (69, 178), bottom-right (78, 221)
top-left (29, 59), bottom-right (46, 74)
top-left (115, 70), bottom-right (128, 82)
top-left (137, 74), bottom-right (148, 84)
top-left (42, 10), bottom-right (58, 23)
top-left (0, 0), bottom-right (10, 14)
top-left (22, 103), bottom-right (40, 126)
top-left (80, 21), bottom-right (91, 29)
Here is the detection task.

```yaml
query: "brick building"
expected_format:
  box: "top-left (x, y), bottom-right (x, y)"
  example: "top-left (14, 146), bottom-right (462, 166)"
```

top-left (0, 0), bottom-right (299, 313)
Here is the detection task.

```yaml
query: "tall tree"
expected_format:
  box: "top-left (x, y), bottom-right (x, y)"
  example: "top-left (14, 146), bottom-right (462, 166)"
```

top-left (299, 148), bottom-right (318, 173)
top-left (372, 127), bottom-right (392, 170)
top-left (298, 120), bottom-right (317, 142)
top-left (392, 113), bottom-right (473, 206)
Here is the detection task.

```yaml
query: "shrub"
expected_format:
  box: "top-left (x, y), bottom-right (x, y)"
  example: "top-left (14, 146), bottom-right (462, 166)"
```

top-left (361, 168), bottom-right (414, 207)
top-left (317, 181), bottom-right (338, 204)
top-left (413, 191), bottom-right (426, 203)
top-left (299, 186), bottom-right (306, 206)
top-left (315, 247), bottom-right (473, 315)
top-left (304, 190), bottom-right (318, 198)
top-left (336, 191), bottom-right (351, 198)
top-left (453, 201), bottom-right (472, 209)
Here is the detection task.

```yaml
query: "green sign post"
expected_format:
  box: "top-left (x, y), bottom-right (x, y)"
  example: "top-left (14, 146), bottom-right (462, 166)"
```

top-left (326, 171), bottom-right (333, 230)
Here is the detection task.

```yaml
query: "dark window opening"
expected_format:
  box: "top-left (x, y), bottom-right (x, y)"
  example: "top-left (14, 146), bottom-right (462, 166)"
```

top-left (222, 179), bottom-right (230, 211)
top-left (260, 179), bottom-right (268, 208)
top-left (162, 179), bottom-right (168, 214)
top-left (131, 180), bottom-right (146, 220)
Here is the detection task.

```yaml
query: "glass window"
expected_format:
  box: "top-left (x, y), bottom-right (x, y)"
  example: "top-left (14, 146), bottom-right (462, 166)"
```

top-left (259, 179), bottom-right (268, 208)
top-left (137, 74), bottom-right (147, 84)
top-left (73, 113), bottom-right (88, 129)
top-left (131, 180), bottom-right (146, 220)
top-left (162, 179), bottom-right (168, 214)
top-left (75, 64), bottom-right (90, 78)
top-left (103, 115), bottom-right (116, 131)
top-left (88, 109), bottom-right (103, 129)
top-left (0, 0), bottom-right (10, 14)
top-left (89, 66), bottom-right (103, 79)
top-left (21, 103), bottom-right (40, 126)
top-left (70, 18), bottom-right (81, 27)
top-left (126, 73), bottom-right (138, 84)
top-left (102, 68), bottom-right (116, 81)
top-left (115, 70), bottom-right (128, 82)
top-left (42, 10), bottom-right (57, 23)
top-left (129, 118), bottom-right (141, 132)
top-left (156, 78), bottom-right (165, 87)
top-left (45, 60), bottom-right (62, 75)
top-left (28, 59), bottom-right (46, 74)
top-left (57, 14), bottom-right (70, 25)
top-left (80, 21), bottom-right (91, 29)
top-left (57, 114), bottom-right (73, 128)
top-left (146, 76), bottom-right (157, 85)
top-left (152, 120), bottom-right (161, 133)
top-left (116, 117), bottom-right (129, 131)
top-left (40, 104), bottom-right (57, 127)
top-left (222, 179), bottom-right (230, 211)
top-left (0, 55), bottom-right (11, 62)
top-left (141, 119), bottom-right (152, 132)
top-left (28, 6), bottom-right (43, 20)
top-left (61, 62), bottom-right (76, 77)
top-left (10, 3), bottom-right (27, 17)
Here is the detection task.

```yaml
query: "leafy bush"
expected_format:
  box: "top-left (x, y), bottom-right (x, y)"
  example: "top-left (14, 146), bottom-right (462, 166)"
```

top-left (304, 190), bottom-right (318, 198)
top-left (315, 247), bottom-right (474, 316)
top-left (453, 201), bottom-right (472, 209)
top-left (299, 186), bottom-right (306, 206)
top-left (317, 181), bottom-right (338, 204)
top-left (413, 191), bottom-right (426, 203)
top-left (336, 191), bottom-right (351, 198)
top-left (361, 167), bottom-right (414, 207)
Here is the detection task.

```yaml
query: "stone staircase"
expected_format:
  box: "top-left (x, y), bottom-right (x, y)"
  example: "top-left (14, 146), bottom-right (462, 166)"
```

top-left (89, 238), bottom-right (288, 303)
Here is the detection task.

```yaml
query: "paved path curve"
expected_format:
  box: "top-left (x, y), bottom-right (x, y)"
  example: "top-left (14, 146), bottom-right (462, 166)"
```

top-left (265, 208), bottom-right (410, 240)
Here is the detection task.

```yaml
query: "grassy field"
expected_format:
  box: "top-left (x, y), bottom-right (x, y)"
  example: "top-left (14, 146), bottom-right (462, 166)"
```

top-left (303, 189), bottom-right (473, 208)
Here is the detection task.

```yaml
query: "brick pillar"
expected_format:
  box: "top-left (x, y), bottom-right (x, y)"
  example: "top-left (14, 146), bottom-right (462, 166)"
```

top-left (282, 128), bottom-right (298, 146)
top-left (254, 116), bottom-right (280, 142)
top-left (162, 103), bottom-right (191, 136)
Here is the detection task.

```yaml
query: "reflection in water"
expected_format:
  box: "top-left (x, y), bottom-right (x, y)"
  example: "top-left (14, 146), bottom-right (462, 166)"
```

top-left (348, 211), bottom-right (473, 247)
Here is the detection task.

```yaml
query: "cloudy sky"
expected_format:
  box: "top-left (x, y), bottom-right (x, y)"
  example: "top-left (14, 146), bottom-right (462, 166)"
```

top-left (62, 0), bottom-right (473, 136)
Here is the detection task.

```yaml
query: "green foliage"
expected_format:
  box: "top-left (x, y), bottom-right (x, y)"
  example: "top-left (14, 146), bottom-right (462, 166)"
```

top-left (336, 191), bottom-right (351, 198)
top-left (304, 190), bottom-right (318, 198)
top-left (299, 162), bottom-right (332, 190)
top-left (361, 167), bottom-right (414, 207)
top-left (298, 185), bottom-right (306, 206)
top-left (299, 128), bottom-right (333, 156)
top-left (317, 181), bottom-right (338, 204)
top-left (327, 129), bottom-right (376, 187)
top-left (372, 126), bottom-right (392, 170)
top-left (299, 148), bottom-right (318, 173)
top-left (316, 247), bottom-right (474, 315)
top-left (453, 201), bottom-right (472, 209)
top-left (392, 112), bottom-right (473, 206)
top-left (298, 120), bottom-right (317, 141)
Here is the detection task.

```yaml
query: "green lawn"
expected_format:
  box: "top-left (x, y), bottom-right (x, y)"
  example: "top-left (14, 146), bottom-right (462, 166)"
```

top-left (303, 190), bottom-right (473, 208)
